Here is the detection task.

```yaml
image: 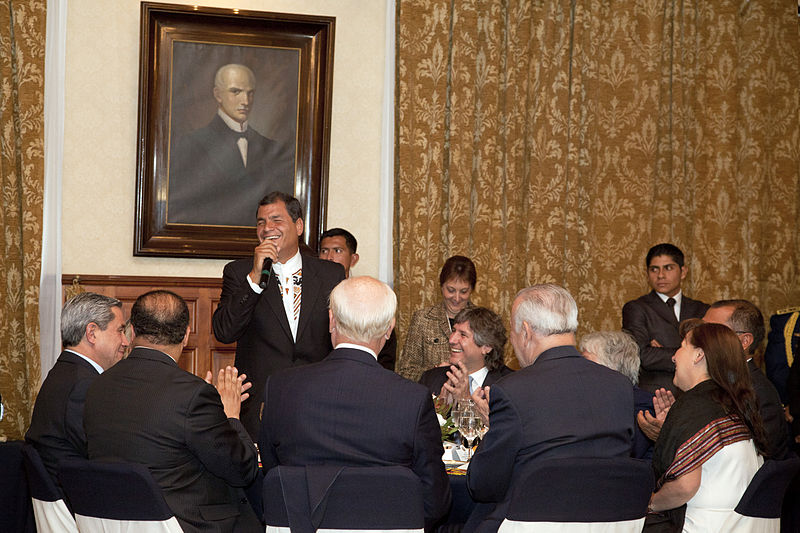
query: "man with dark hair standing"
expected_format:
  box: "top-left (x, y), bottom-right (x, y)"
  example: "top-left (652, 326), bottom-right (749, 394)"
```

top-left (213, 192), bottom-right (345, 437)
top-left (318, 226), bottom-right (396, 370)
top-left (26, 292), bottom-right (128, 482)
top-left (622, 243), bottom-right (709, 394)
top-left (419, 306), bottom-right (513, 398)
top-left (84, 290), bottom-right (261, 533)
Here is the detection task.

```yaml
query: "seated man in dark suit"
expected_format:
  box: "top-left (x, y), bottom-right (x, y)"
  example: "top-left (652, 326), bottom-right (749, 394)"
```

top-left (26, 292), bottom-right (129, 482)
top-left (84, 290), bottom-right (261, 533)
top-left (467, 284), bottom-right (634, 531)
top-left (622, 243), bottom-right (709, 394)
top-left (258, 276), bottom-right (451, 528)
top-left (419, 306), bottom-right (512, 399)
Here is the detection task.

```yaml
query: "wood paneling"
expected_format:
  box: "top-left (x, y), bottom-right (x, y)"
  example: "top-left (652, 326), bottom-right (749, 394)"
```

top-left (62, 275), bottom-right (234, 378)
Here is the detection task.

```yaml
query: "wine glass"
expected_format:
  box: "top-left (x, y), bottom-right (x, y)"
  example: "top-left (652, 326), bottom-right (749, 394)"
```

top-left (459, 414), bottom-right (482, 460)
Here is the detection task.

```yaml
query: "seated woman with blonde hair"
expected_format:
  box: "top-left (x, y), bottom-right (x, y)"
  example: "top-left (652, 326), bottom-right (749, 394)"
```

top-left (646, 320), bottom-right (768, 532)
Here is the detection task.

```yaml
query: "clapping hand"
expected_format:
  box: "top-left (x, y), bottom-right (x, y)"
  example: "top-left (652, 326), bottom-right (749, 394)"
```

top-left (206, 366), bottom-right (252, 419)
top-left (471, 386), bottom-right (490, 427)
top-left (636, 388), bottom-right (675, 441)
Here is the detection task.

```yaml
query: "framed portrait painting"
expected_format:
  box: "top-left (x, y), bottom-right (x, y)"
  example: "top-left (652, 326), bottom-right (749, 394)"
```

top-left (134, 2), bottom-right (335, 258)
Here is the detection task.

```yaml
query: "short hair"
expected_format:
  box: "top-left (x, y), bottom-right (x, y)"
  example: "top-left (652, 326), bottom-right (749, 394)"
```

top-left (709, 299), bottom-right (765, 355)
top-left (679, 317), bottom-right (705, 339)
top-left (646, 243), bottom-right (685, 268)
top-left (130, 290), bottom-right (190, 346)
top-left (453, 307), bottom-right (507, 371)
top-left (214, 63), bottom-right (255, 89)
top-left (579, 331), bottom-right (640, 385)
top-left (329, 277), bottom-right (396, 344)
top-left (258, 191), bottom-right (303, 222)
top-left (439, 255), bottom-right (477, 289)
top-left (512, 284), bottom-right (578, 336)
top-left (320, 228), bottom-right (357, 254)
top-left (61, 293), bottom-right (123, 348)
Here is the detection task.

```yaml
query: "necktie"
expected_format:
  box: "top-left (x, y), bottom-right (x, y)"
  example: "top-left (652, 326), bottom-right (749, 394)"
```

top-left (666, 297), bottom-right (677, 321)
top-left (469, 376), bottom-right (477, 395)
top-left (292, 268), bottom-right (302, 322)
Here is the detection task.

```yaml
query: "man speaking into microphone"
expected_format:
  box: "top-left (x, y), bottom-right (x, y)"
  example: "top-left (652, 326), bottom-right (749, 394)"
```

top-left (213, 192), bottom-right (345, 438)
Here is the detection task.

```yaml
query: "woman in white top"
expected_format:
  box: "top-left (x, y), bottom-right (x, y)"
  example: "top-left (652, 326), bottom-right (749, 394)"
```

top-left (646, 320), bottom-right (768, 532)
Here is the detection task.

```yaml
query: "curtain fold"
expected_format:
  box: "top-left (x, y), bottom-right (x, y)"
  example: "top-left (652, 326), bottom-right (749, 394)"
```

top-left (396, 0), bottom-right (800, 364)
top-left (0, 0), bottom-right (46, 440)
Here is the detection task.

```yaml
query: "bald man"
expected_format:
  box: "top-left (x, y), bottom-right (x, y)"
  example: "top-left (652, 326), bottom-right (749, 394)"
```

top-left (168, 63), bottom-right (294, 226)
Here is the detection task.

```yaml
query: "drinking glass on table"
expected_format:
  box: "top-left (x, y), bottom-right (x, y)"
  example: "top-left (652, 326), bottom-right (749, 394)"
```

top-left (459, 414), bottom-right (482, 460)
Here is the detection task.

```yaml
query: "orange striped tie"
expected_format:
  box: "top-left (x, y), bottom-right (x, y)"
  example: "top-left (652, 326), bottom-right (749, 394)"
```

top-left (292, 268), bottom-right (302, 321)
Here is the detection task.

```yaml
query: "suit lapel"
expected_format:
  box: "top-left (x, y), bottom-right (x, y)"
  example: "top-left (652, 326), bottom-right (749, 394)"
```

top-left (646, 291), bottom-right (678, 327)
top-left (264, 270), bottom-right (293, 341)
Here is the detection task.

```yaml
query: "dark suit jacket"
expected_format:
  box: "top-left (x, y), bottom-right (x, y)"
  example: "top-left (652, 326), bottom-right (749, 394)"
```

top-left (466, 346), bottom-right (634, 530)
top-left (418, 364), bottom-right (514, 396)
top-left (764, 308), bottom-right (800, 403)
top-left (25, 351), bottom-right (98, 482)
top-left (212, 255), bottom-right (345, 438)
top-left (633, 386), bottom-right (655, 460)
top-left (258, 347), bottom-right (451, 525)
top-left (168, 114), bottom-right (294, 227)
top-left (622, 291), bottom-right (709, 393)
top-left (748, 359), bottom-right (791, 459)
top-left (83, 347), bottom-right (260, 533)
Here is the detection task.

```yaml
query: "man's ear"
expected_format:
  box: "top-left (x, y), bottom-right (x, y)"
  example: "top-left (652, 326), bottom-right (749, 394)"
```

top-left (295, 217), bottom-right (304, 238)
top-left (328, 310), bottom-right (336, 333)
top-left (680, 265), bottom-right (688, 281)
top-left (350, 253), bottom-right (360, 269)
top-left (84, 322), bottom-right (99, 345)
top-left (181, 326), bottom-right (191, 348)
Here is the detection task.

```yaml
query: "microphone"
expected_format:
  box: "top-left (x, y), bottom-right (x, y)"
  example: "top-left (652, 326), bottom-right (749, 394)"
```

top-left (258, 257), bottom-right (273, 289)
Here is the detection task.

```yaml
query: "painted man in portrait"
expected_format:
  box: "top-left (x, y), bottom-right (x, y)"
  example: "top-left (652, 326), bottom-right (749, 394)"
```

top-left (168, 63), bottom-right (294, 227)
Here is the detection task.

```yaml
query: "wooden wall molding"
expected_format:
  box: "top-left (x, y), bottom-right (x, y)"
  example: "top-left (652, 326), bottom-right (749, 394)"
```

top-left (61, 274), bottom-right (234, 378)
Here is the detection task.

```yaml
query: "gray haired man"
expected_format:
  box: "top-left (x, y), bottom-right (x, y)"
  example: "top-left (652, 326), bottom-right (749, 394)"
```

top-left (26, 292), bottom-right (129, 482)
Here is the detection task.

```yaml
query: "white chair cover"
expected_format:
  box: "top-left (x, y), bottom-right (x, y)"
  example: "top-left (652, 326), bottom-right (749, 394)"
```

top-left (74, 514), bottom-right (184, 533)
top-left (498, 517), bottom-right (645, 533)
top-left (30, 498), bottom-right (79, 533)
top-left (267, 526), bottom-right (425, 533)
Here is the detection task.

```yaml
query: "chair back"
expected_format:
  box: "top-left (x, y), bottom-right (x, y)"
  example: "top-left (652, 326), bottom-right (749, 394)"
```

top-left (58, 458), bottom-right (182, 533)
top-left (263, 465), bottom-right (425, 533)
top-left (498, 456), bottom-right (654, 533)
top-left (734, 456), bottom-right (800, 518)
top-left (20, 444), bottom-right (78, 533)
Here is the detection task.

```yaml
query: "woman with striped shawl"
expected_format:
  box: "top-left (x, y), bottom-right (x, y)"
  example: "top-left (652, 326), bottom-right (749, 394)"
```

top-left (645, 321), bottom-right (768, 532)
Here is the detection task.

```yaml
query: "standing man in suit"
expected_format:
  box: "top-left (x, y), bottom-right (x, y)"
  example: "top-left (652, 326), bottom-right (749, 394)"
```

top-left (168, 63), bottom-right (293, 227)
top-left (258, 276), bottom-right (451, 527)
top-left (25, 292), bottom-right (128, 482)
top-left (319, 227), bottom-right (396, 370)
top-left (84, 290), bottom-right (261, 533)
top-left (622, 243), bottom-right (709, 394)
top-left (419, 306), bottom-right (513, 398)
top-left (213, 192), bottom-right (345, 438)
top-left (764, 306), bottom-right (800, 403)
top-left (467, 284), bottom-right (634, 531)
